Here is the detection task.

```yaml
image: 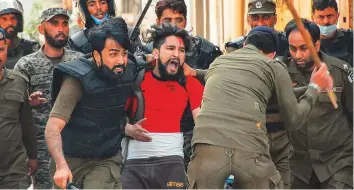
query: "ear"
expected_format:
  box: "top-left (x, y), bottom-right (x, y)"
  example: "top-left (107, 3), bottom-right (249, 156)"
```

top-left (152, 48), bottom-right (159, 60)
top-left (311, 14), bottom-right (315, 21)
top-left (273, 14), bottom-right (278, 25)
top-left (156, 18), bottom-right (161, 26)
top-left (314, 40), bottom-right (321, 52)
top-left (93, 50), bottom-right (102, 65)
top-left (37, 24), bottom-right (44, 35)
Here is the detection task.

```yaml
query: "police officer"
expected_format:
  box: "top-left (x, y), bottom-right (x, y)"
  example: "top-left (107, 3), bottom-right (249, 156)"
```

top-left (224, 0), bottom-right (288, 57)
top-left (0, 0), bottom-right (40, 69)
top-left (283, 18), bottom-right (353, 189)
top-left (68, 0), bottom-right (144, 54)
top-left (187, 26), bottom-right (333, 189)
top-left (0, 28), bottom-right (38, 189)
top-left (312, 0), bottom-right (353, 67)
top-left (14, 8), bottom-right (83, 189)
top-left (224, 1), bottom-right (291, 187)
top-left (142, 0), bottom-right (222, 170)
top-left (46, 17), bottom-right (139, 189)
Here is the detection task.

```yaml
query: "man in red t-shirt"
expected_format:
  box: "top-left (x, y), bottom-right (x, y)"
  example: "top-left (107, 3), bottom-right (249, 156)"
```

top-left (121, 23), bottom-right (204, 189)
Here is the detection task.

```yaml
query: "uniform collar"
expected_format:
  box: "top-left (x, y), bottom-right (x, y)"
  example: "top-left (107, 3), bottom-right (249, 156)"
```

top-left (287, 51), bottom-right (333, 74)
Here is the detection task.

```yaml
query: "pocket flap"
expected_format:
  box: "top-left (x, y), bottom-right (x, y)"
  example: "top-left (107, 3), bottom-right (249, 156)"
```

top-left (4, 92), bottom-right (24, 102)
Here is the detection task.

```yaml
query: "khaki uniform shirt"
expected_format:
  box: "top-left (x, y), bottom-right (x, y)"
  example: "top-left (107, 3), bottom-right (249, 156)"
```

top-left (0, 69), bottom-right (37, 178)
top-left (286, 52), bottom-right (353, 183)
top-left (192, 45), bottom-right (319, 156)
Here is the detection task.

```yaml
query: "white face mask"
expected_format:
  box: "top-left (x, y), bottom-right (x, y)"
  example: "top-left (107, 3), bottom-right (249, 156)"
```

top-left (317, 24), bottom-right (337, 37)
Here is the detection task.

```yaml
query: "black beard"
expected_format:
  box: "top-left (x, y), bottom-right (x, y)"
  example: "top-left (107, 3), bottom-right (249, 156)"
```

top-left (157, 59), bottom-right (186, 86)
top-left (44, 31), bottom-right (68, 48)
top-left (4, 26), bottom-right (18, 39)
top-left (294, 59), bottom-right (315, 72)
top-left (95, 56), bottom-right (127, 82)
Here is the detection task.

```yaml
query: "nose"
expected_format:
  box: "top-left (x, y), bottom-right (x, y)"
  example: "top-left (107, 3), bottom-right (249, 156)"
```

top-left (172, 49), bottom-right (180, 57)
top-left (294, 50), bottom-right (302, 60)
top-left (117, 55), bottom-right (124, 63)
top-left (256, 18), bottom-right (266, 27)
top-left (95, 2), bottom-right (102, 10)
top-left (323, 16), bottom-right (330, 25)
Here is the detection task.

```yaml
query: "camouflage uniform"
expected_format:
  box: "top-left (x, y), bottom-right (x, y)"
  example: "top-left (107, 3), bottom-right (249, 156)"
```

top-left (14, 47), bottom-right (83, 189)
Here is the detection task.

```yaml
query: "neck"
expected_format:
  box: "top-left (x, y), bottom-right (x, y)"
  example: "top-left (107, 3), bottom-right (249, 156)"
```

top-left (0, 68), bottom-right (4, 80)
top-left (43, 43), bottom-right (64, 57)
top-left (153, 61), bottom-right (161, 77)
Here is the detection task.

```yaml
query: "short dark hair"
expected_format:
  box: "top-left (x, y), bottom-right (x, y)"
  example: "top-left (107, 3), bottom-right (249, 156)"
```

top-left (284, 18), bottom-right (320, 43)
top-left (79, 0), bottom-right (116, 29)
top-left (88, 17), bottom-right (131, 53)
top-left (245, 32), bottom-right (276, 54)
top-left (149, 22), bottom-right (191, 51)
top-left (155, 0), bottom-right (187, 19)
top-left (312, 0), bottom-right (338, 13)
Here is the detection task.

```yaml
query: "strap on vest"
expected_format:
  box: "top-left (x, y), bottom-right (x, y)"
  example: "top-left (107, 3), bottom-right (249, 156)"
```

top-left (132, 68), bottom-right (145, 123)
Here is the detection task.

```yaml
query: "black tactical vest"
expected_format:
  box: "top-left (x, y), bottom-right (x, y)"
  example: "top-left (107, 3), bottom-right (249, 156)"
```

top-left (51, 57), bottom-right (137, 158)
top-left (320, 29), bottom-right (353, 66)
top-left (6, 38), bottom-right (40, 69)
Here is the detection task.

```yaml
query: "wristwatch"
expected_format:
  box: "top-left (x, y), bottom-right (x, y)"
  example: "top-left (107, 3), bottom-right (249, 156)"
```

top-left (308, 82), bottom-right (320, 93)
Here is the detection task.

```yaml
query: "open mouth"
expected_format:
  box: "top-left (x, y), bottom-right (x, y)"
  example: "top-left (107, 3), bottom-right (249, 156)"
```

top-left (167, 59), bottom-right (180, 72)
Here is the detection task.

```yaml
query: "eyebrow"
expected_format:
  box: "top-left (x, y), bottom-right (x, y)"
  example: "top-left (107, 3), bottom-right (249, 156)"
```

top-left (109, 49), bottom-right (127, 52)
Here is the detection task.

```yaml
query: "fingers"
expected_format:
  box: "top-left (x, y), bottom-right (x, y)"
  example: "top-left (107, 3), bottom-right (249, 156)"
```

top-left (135, 132), bottom-right (152, 142)
top-left (39, 98), bottom-right (47, 103)
top-left (29, 91), bottom-right (43, 99)
top-left (136, 118), bottom-right (146, 125)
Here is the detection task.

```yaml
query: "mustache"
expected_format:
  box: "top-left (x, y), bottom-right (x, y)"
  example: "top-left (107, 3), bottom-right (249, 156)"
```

top-left (55, 33), bottom-right (67, 39)
top-left (168, 58), bottom-right (180, 66)
top-left (5, 26), bottom-right (16, 31)
top-left (95, 10), bottom-right (104, 16)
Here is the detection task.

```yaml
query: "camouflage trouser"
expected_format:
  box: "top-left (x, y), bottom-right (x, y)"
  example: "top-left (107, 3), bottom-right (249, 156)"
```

top-left (33, 139), bottom-right (52, 189)
top-left (183, 130), bottom-right (193, 171)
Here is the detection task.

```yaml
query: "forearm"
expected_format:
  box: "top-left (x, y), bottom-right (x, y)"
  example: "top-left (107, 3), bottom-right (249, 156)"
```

top-left (21, 95), bottom-right (37, 159)
top-left (45, 118), bottom-right (67, 167)
top-left (293, 86), bottom-right (308, 98)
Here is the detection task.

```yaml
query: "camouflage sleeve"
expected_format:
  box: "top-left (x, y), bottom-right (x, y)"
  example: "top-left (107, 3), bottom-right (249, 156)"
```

top-left (20, 85), bottom-right (37, 159)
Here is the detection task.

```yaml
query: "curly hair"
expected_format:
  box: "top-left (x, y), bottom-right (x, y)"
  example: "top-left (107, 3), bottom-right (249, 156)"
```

top-left (148, 22), bottom-right (191, 51)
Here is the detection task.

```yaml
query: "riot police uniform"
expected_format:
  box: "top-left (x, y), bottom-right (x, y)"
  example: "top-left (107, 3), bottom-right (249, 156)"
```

top-left (320, 29), bottom-right (353, 67)
top-left (0, 0), bottom-right (40, 69)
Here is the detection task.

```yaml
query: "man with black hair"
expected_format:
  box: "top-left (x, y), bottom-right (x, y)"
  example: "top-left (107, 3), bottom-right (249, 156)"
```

top-left (68, 0), bottom-right (144, 55)
top-left (312, 0), bottom-right (353, 67)
top-left (0, 0), bottom-right (40, 69)
top-left (0, 28), bottom-right (38, 189)
top-left (121, 22), bottom-right (203, 189)
top-left (187, 26), bottom-right (334, 189)
top-left (143, 0), bottom-right (222, 171)
top-left (283, 18), bottom-right (353, 189)
top-left (45, 16), bottom-right (140, 189)
top-left (14, 8), bottom-right (83, 189)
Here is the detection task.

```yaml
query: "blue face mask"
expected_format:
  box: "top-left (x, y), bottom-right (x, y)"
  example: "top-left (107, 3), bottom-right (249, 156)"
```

top-left (317, 24), bottom-right (337, 37)
top-left (91, 13), bottom-right (109, 25)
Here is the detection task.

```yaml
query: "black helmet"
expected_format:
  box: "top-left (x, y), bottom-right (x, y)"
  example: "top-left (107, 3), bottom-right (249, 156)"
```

top-left (0, 0), bottom-right (24, 32)
top-left (78, 0), bottom-right (116, 29)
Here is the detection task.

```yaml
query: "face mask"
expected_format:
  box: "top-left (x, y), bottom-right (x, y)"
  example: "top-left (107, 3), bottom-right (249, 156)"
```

top-left (318, 24), bottom-right (337, 37)
top-left (91, 13), bottom-right (109, 25)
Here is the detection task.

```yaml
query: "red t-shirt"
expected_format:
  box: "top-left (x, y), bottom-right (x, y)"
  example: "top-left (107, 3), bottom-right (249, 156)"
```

top-left (126, 71), bottom-right (204, 133)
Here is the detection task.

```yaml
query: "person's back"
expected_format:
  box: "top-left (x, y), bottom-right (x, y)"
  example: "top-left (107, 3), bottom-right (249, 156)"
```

top-left (194, 45), bottom-right (276, 155)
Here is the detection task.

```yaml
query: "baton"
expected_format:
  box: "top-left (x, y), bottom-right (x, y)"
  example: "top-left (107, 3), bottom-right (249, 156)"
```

top-left (284, 0), bottom-right (338, 109)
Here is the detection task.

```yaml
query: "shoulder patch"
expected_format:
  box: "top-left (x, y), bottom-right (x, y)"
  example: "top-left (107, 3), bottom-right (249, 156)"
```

top-left (347, 67), bottom-right (353, 83)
